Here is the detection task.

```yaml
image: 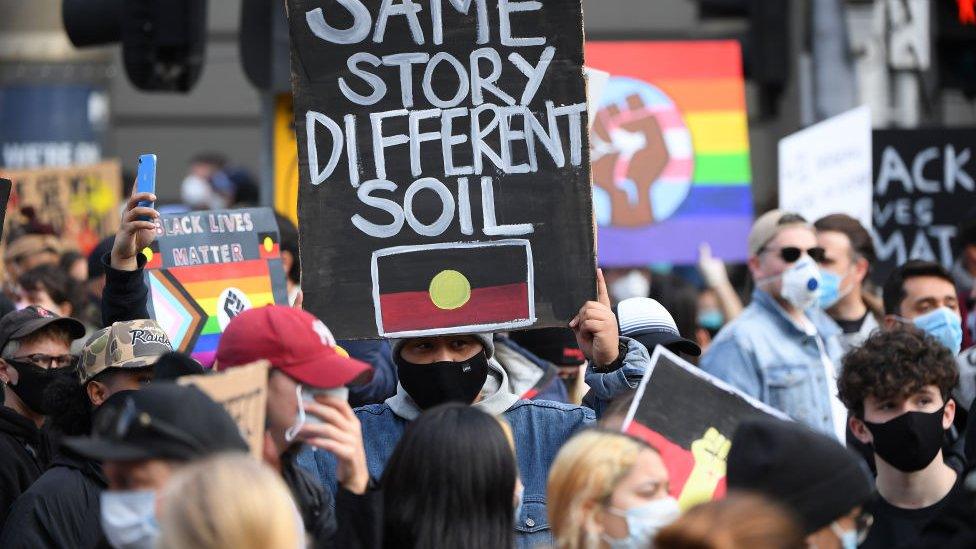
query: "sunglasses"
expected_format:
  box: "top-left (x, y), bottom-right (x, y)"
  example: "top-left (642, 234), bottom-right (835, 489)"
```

top-left (761, 246), bottom-right (826, 264)
top-left (94, 396), bottom-right (204, 454)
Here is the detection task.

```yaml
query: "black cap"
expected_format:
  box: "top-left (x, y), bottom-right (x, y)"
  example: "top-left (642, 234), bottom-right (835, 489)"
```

top-left (0, 306), bottom-right (86, 349)
top-left (727, 418), bottom-right (873, 534)
top-left (509, 328), bottom-right (586, 366)
top-left (64, 382), bottom-right (247, 462)
top-left (153, 351), bottom-right (206, 380)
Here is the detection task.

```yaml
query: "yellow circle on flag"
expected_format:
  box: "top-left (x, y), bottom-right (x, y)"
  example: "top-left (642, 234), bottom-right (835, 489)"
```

top-left (263, 236), bottom-right (274, 253)
top-left (429, 270), bottom-right (471, 310)
top-left (142, 247), bottom-right (153, 262)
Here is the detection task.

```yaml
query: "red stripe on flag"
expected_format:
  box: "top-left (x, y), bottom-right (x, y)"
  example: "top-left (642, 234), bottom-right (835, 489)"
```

top-left (259, 243), bottom-right (280, 259)
top-left (169, 259), bottom-right (270, 283)
top-left (626, 421), bottom-right (698, 499)
top-left (380, 283), bottom-right (529, 333)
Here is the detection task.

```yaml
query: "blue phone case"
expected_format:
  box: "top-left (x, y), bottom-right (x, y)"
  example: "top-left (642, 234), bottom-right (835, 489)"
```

top-left (136, 154), bottom-right (156, 220)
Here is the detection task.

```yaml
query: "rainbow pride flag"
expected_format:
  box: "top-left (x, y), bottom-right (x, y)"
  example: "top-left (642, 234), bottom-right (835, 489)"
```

top-left (145, 208), bottom-right (288, 367)
top-left (586, 40), bottom-right (753, 266)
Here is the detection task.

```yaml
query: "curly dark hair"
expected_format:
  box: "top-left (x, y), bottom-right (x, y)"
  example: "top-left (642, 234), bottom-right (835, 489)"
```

top-left (839, 327), bottom-right (958, 418)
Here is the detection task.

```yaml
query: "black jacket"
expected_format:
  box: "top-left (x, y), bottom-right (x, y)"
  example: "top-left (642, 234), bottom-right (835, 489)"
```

top-left (0, 406), bottom-right (51, 529)
top-left (100, 252), bottom-right (149, 327)
top-left (0, 450), bottom-right (109, 549)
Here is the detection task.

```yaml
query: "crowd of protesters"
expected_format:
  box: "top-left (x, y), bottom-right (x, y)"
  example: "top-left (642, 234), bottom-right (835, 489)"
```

top-left (0, 156), bottom-right (975, 549)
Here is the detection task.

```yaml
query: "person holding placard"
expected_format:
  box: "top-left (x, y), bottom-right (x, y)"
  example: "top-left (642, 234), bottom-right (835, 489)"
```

top-left (302, 270), bottom-right (651, 548)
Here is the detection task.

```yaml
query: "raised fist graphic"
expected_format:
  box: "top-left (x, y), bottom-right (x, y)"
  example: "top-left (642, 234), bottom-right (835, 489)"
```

top-left (591, 94), bottom-right (671, 227)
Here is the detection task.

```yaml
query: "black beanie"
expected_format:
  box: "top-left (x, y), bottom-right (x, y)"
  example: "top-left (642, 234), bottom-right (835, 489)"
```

top-left (727, 418), bottom-right (873, 534)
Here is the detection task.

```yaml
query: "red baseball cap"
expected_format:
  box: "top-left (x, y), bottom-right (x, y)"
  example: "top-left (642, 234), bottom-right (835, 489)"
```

top-left (215, 305), bottom-right (372, 389)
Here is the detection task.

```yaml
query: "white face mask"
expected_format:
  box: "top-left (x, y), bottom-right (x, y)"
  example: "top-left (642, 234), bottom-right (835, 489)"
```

top-left (779, 255), bottom-right (822, 310)
top-left (602, 496), bottom-right (681, 549)
top-left (284, 384), bottom-right (350, 442)
top-left (100, 490), bottom-right (159, 549)
top-left (609, 270), bottom-right (651, 302)
top-left (180, 175), bottom-right (229, 210)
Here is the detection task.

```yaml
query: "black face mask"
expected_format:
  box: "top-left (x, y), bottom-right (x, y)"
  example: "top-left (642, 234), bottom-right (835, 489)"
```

top-left (395, 351), bottom-right (490, 410)
top-left (7, 359), bottom-right (77, 415)
top-left (864, 405), bottom-right (947, 472)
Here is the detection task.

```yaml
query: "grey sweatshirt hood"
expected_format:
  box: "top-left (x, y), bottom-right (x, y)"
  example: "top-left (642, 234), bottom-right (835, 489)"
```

top-left (385, 356), bottom-right (521, 420)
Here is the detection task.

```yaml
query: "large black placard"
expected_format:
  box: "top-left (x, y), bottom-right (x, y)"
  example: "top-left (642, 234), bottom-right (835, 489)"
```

top-left (287, 0), bottom-right (594, 339)
top-left (872, 129), bottom-right (976, 285)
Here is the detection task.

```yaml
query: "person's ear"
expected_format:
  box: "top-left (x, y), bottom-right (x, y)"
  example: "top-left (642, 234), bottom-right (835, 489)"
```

top-left (281, 250), bottom-right (294, 275)
top-left (59, 301), bottom-right (73, 318)
top-left (883, 315), bottom-right (901, 330)
top-left (747, 255), bottom-right (762, 279)
top-left (854, 256), bottom-right (869, 283)
top-left (944, 398), bottom-right (956, 430)
top-left (581, 500), bottom-right (605, 536)
top-left (86, 380), bottom-right (109, 407)
top-left (0, 359), bottom-right (15, 385)
top-left (849, 415), bottom-right (872, 445)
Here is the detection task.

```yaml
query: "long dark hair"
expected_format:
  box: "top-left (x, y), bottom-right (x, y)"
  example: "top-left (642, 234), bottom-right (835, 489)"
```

top-left (381, 404), bottom-right (516, 549)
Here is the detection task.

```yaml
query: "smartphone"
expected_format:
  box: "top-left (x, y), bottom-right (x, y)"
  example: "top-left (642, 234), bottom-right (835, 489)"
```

top-left (135, 154), bottom-right (156, 220)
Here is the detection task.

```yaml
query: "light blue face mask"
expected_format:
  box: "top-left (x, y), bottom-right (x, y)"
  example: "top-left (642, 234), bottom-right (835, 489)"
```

top-left (100, 490), bottom-right (159, 549)
top-left (697, 309), bottom-right (724, 331)
top-left (601, 496), bottom-right (681, 549)
top-left (905, 307), bottom-right (963, 355)
top-left (818, 269), bottom-right (853, 310)
top-left (831, 521), bottom-right (858, 549)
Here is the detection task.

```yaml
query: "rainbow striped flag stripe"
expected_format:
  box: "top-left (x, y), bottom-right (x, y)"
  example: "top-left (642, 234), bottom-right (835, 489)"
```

top-left (586, 40), bottom-right (753, 265)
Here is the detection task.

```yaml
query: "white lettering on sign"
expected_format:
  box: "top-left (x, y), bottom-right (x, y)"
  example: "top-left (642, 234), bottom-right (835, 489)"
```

top-left (301, 0), bottom-right (584, 239)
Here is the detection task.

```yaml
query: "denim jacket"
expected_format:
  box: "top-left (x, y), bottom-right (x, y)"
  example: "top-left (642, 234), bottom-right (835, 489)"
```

top-left (298, 337), bottom-right (650, 549)
top-left (699, 289), bottom-right (844, 436)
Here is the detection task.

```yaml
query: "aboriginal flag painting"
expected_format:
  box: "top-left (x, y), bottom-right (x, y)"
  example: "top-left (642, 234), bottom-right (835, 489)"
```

top-left (623, 348), bottom-right (787, 511)
top-left (371, 240), bottom-right (536, 337)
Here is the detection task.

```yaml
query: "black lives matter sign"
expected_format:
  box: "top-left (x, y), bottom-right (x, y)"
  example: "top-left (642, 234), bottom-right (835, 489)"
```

top-left (872, 129), bottom-right (976, 284)
top-left (287, 0), bottom-right (594, 339)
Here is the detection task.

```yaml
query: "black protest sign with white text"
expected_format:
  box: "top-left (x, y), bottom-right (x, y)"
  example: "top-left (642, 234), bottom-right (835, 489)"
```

top-left (872, 129), bottom-right (976, 284)
top-left (287, 0), bottom-right (594, 339)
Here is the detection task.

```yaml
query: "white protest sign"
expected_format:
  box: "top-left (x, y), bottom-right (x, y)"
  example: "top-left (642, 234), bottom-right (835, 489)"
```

top-left (778, 105), bottom-right (872, 228)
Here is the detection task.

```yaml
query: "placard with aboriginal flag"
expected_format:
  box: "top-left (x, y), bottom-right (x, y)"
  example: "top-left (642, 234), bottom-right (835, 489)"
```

top-left (143, 207), bottom-right (288, 367)
top-left (622, 347), bottom-right (787, 510)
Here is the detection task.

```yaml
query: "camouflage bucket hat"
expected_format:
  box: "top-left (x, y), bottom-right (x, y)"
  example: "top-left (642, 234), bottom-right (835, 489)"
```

top-left (80, 320), bottom-right (172, 382)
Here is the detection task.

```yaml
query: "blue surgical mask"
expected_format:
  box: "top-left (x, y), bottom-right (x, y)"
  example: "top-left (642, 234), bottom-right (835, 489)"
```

top-left (818, 269), bottom-right (853, 310)
top-left (697, 309), bottom-right (724, 331)
top-left (906, 307), bottom-right (963, 355)
top-left (100, 490), bottom-right (159, 549)
top-left (831, 521), bottom-right (858, 549)
top-left (602, 496), bottom-right (681, 549)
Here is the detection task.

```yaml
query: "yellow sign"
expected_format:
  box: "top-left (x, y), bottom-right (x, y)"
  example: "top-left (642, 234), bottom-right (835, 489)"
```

top-left (274, 94), bottom-right (299, 226)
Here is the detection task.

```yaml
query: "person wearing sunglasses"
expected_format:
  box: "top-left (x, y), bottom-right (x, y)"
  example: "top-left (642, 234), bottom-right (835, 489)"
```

top-left (0, 319), bottom-right (172, 549)
top-left (700, 210), bottom-right (846, 441)
top-left (840, 329), bottom-right (973, 549)
top-left (0, 305), bottom-right (86, 529)
top-left (727, 417), bottom-right (874, 549)
top-left (62, 383), bottom-right (249, 549)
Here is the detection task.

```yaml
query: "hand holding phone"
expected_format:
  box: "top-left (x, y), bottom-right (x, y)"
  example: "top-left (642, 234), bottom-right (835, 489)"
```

top-left (135, 154), bottom-right (156, 220)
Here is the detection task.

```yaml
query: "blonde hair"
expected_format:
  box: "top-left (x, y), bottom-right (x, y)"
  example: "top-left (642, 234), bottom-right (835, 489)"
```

top-left (547, 430), bottom-right (653, 549)
top-left (157, 453), bottom-right (303, 549)
top-left (654, 492), bottom-right (804, 549)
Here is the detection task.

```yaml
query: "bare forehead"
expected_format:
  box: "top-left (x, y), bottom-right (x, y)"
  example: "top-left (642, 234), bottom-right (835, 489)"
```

top-left (903, 275), bottom-right (957, 300)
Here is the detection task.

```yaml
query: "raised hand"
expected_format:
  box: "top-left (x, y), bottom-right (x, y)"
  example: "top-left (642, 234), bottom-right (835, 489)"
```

top-left (570, 269), bottom-right (621, 368)
top-left (295, 395), bottom-right (369, 495)
top-left (111, 188), bottom-right (159, 271)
